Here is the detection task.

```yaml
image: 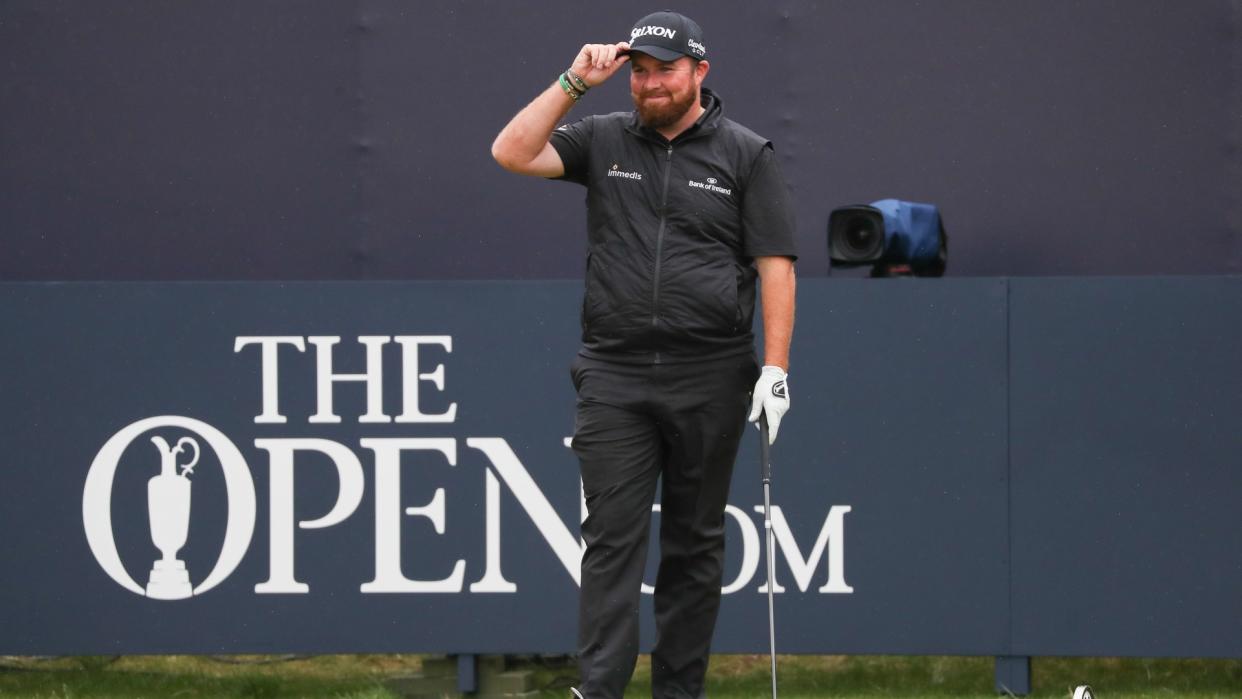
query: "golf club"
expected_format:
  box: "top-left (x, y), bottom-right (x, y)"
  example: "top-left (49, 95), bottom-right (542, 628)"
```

top-left (760, 414), bottom-right (777, 699)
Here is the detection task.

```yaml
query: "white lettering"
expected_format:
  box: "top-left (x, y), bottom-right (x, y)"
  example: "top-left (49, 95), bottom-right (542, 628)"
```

top-left (234, 336), bottom-right (306, 424)
top-left (688, 179), bottom-right (733, 196)
top-left (722, 505), bottom-right (761, 594)
top-left (467, 438), bottom-right (584, 586)
top-left (631, 26), bottom-right (676, 40)
top-left (253, 438), bottom-right (365, 594)
top-left (468, 468), bottom-right (518, 592)
top-left (756, 505), bottom-right (853, 594)
top-left (88, 419), bottom-right (853, 599)
top-left (360, 438), bottom-right (465, 592)
top-left (308, 336), bottom-right (391, 424)
top-left (395, 336), bottom-right (457, 423)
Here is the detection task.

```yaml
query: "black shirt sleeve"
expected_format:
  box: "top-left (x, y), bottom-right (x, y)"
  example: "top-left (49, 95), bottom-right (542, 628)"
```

top-left (740, 144), bottom-right (798, 260)
top-left (548, 116), bottom-right (594, 186)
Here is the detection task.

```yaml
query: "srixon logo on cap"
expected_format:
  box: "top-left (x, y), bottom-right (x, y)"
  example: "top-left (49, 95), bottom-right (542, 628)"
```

top-left (632, 25), bottom-right (677, 40)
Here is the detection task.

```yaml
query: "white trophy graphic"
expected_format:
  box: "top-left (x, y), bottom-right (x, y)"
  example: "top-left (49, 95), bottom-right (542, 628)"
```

top-left (146, 435), bottom-right (199, 599)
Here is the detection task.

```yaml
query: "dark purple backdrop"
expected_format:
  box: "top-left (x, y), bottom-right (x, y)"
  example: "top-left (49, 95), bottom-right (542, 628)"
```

top-left (2, 1), bottom-right (1239, 280)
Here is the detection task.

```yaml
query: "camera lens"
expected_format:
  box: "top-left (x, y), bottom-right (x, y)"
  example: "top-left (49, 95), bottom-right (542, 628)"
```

top-left (828, 205), bottom-right (886, 265)
top-left (844, 216), bottom-right (879, 254)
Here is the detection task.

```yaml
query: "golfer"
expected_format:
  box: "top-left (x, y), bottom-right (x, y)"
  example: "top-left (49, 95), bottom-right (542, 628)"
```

top-left (492, 11), bottom-right (797, 698)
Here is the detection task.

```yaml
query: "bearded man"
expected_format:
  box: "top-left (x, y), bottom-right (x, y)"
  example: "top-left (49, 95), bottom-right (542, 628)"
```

top-left (491, 11), bottom-right (797, 699)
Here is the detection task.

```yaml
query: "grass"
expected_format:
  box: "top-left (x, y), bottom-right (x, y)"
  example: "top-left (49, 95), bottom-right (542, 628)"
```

top-left (0, 654), bottom-right (1239, 698)
top-left (0, 655), bottom-right (407, 699)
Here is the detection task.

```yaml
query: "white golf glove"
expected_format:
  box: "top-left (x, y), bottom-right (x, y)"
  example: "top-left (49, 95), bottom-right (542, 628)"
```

top-left (748, 365), bottom-right (790, 445)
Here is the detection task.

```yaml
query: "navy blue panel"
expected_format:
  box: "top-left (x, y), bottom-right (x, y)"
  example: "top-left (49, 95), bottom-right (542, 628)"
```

top-left (0, 282), bottom-right (585, 653)
top-left (3, 277), bottom-right (1241, 658)
top-left (1009, 277), bottom-right (1242, 656)
top-left (710, 278), bottom-right (1011, 654)
top-left (0, 279), bottom-right (1008, 655)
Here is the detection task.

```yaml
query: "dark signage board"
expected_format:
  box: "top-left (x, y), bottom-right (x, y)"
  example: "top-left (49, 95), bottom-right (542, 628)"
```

top-left (3, 278), bottom-right (1239, 657)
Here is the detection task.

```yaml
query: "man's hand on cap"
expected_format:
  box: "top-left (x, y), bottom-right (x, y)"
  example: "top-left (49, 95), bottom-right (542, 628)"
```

top-left (570, 42), bottom-right (630, 88)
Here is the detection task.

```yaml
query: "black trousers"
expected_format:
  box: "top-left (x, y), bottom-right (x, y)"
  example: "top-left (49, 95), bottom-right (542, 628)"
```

top-left (570, 352), bottom-right (758, 699)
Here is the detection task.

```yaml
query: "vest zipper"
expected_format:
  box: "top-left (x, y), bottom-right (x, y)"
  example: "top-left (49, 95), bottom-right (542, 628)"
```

top-left (651, 144), bottom-right (674, 364)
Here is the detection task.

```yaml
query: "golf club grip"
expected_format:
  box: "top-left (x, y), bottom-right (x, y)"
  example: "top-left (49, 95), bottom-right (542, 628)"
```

top-left (759, 413), bottom-right (772, 483)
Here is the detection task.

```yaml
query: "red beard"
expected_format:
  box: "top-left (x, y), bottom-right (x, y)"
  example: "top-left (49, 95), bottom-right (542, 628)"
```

top-left (634, 86), bottom-right (699, 130)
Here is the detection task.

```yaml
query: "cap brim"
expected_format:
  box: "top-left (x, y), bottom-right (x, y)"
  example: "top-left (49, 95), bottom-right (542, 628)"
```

top-left (628, 45), bottom-right (687, 62)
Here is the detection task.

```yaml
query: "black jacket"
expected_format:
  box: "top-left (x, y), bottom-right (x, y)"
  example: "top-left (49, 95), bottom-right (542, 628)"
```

top-left (551, 89), bottom-right (797, 364)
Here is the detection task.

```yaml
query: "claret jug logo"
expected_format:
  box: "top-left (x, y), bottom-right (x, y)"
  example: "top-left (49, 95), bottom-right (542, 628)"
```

top-left (83, 416), bottom-right (256, 601)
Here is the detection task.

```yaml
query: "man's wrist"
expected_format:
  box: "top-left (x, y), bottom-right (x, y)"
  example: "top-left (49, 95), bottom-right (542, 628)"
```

top-left (557, 72), bottom-right (585, 101)
top-left (565, 69), bottom-right (591, 92)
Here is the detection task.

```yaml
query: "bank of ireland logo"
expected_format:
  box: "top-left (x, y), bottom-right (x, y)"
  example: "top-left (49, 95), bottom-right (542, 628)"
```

top-left (82, 416), bottom-right (256, 600)
top-left (687, 175), bottom-right (732, 195)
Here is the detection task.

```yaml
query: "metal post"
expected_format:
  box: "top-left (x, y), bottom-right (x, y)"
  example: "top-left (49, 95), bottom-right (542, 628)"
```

top-left (456, 653), bottom-right (477, 694)
top-left (994, 656), bottom-right (1031, 696)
